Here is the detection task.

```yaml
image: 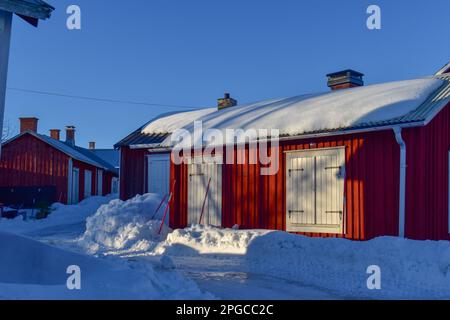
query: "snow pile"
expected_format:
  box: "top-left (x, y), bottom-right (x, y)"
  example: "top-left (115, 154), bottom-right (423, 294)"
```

top-left (79, 194), bottom-right (171, 254)
top-left (141, 78), bottom-right (442, 147)
top-left (245, 233), bottom-right (450, 299)
top-left (0, 231), bottom-right (209, 300)
top-left (153, 226), bottom-right (450, 299)
top-left (0, 195), bottom-right (117, 236)
top-left (154, 225), bottom-right (270, 255)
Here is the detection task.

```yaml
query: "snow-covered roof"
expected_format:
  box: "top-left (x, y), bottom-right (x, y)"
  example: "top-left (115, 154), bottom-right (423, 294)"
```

top-left (91, 149), bottom-right (120, 169)
top-left (138, 76), bottom-right (449, 147)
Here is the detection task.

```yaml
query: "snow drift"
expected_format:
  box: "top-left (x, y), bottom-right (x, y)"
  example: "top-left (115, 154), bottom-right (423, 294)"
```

top-left (154, 226), bottom-right (450, 299)
top-left (79, 194), bottom-right (171, 254)
top-left (0, 195), bottom-right (117, 237)
top-left (246, 232), bottom-right (450, 299)
top-left (0, 231), bottom-right (208, 300)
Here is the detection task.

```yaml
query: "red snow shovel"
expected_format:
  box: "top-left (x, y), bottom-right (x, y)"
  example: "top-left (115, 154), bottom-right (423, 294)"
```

top-left (151, 193), bottom-right (168, 220)
top-left (158, 180), bottom-right (176, 235)
top-left (198, 177), bottom-right (212, 225)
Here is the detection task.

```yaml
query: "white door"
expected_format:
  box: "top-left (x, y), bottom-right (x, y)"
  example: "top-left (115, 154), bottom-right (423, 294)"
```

top-left (187, 157), bottom-right (222, 226)
top-left (97, 169), bottom-right (103, 196)
top-left (84, 170), bottom-right (92, 198)
top-left (111, 177), bottom-right (119, 194)
top-left (148, 154), bottom-right (170, 196)
top-left (72, 168), bottom-right (80, 204)
top-left (286, 147), bottom-right (345, 234)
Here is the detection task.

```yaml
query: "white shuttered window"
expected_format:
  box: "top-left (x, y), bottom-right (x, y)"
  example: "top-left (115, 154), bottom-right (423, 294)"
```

top-left (286, 147), bottom-right (345, 234)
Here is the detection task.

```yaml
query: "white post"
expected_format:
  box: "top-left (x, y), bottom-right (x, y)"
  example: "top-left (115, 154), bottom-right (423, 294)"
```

top-left (0, 10), bottom-right (12, 154)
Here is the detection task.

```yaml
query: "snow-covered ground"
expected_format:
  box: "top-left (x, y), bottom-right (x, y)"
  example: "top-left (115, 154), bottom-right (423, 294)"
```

top-left (1, 194), bottom-right (449, 300)
top-left (0, 195), bottom-right (210, 300)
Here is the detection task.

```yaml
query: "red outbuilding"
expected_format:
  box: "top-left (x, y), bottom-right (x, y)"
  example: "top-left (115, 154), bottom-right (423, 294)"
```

top-left (116, 63), bottom-right (450, 241)
top-left (0, 118), bottom-right (119, 207)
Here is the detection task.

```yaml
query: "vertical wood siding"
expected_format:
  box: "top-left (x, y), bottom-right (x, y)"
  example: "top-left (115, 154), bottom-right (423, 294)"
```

top-left (119, 147), bottom-right (148, 200)
top-left (0, 135), bottom-right (70, 203)
top-left (0, 134), bottom-right (118, 205)
top-left (72, 159), bottom-right (98, 203)
top-left (170, 130), bottom-right (400, 240)
top-left (403, 103), bottom-right (450, 240)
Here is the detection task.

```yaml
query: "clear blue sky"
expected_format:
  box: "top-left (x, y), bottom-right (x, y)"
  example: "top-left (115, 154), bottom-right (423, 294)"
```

top-left (4, 0), bottom-right (450, 148)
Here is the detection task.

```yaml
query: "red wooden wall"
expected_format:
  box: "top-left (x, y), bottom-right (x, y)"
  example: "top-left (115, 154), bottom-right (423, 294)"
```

top-left (103, 171), bottom-right (116, 196)
top-left (72, 159), bottom-right (98, 203)
top-left (403, 103), bottom-right (450, 240)
top-left (0, 134), bottom-right (70, 203)
top-left (119, 147), bottom-right (148, 200)
top-left (170, 130), bottom-right (401, 240)
top-left (0, 134), bottom-right (118, 205)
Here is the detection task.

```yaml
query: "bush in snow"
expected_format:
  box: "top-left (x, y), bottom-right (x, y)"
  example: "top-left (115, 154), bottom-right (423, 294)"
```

top-left (79, 194), bottom-right (171, 254)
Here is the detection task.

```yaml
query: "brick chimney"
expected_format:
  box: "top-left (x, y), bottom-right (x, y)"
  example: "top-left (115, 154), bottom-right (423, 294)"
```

top-left (327, 70), bottom-right (364, 91)
top-left (19, 117), bottom-right (38, 133)
top-left (49, 129), bottom-right (61, 141)
top-left (65, 126), bottom-right (76, 146)
top-left (218, 93), bottom-right (237, 110)
top-left (89, 142), bottom-right (96, 150)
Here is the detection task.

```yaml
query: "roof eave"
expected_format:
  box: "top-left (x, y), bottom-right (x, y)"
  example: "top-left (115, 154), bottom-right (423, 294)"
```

top-left (126, 121), bottom-right (426, 151)
top-left (0, 0), bottom-right (54, 20)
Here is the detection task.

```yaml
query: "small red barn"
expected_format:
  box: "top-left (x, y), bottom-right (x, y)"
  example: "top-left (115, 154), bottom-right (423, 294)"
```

top-left (117, 65), bottom-right (450, 241)
top-left (0, 118), bottom-right (119, 207)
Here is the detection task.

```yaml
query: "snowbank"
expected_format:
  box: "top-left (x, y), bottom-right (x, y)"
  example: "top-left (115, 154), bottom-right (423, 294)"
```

top-left (0, 195), bottom-right (117, 236)
top-left (155, 225), bottom-right (269, 255)
top-left (142, 78), bottom-right (443, 147)
top-left (153, 226), bottom-right (450, 299)
top-left (246, 233), bottom-right (450, 299)
top-left (0, 231), bottom-right (208, 300)
top-left (79, 194), bottom-right (171, 254)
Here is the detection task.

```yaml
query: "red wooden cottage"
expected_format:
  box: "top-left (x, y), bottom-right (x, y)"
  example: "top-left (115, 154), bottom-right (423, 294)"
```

top-left (116, 63), bottom-right (450, 241)
top-left (0, 118), bottom-right (119, 207)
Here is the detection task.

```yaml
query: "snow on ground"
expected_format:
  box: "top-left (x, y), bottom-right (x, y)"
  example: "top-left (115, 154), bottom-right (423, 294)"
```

top-left (245, 232), bottom-right (450, 299)
top-left (141, 78), bottom-right (443, 147)
top-left (79, 194), bottom-right (170, 255)
top-left (154, 224), bottom-right (269, 255)
top-left (0, 231), bottom-right (208, 300)
top-left (151, 225), bottom-right (450, 300)
top-left (0, 195), bottom-right (117, 238)
top-left (2, 193), bottom-right (450, 300)
top-left (0, 194), bottom-right (212, 300)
